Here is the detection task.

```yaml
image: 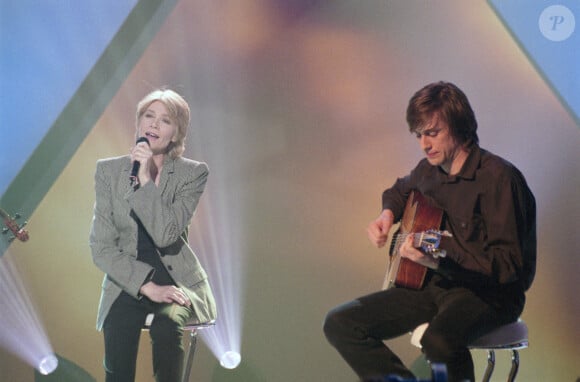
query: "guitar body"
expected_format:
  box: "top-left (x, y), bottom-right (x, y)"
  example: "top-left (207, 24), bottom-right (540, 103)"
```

top-left (382, 190), bottom-right (443, 290)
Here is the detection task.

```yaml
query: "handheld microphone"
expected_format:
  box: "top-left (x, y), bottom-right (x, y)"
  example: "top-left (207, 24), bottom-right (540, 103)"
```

top-left (130, 137), bottom-right (150, 185)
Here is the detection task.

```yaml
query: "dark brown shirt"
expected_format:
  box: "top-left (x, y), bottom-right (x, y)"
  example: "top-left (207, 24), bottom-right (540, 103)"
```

top-left (382, 145), bottom-right (536, 295)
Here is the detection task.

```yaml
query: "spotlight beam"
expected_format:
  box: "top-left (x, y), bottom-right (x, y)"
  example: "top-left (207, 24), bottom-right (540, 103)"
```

top-left (0, 251), bottom-right (58, 375)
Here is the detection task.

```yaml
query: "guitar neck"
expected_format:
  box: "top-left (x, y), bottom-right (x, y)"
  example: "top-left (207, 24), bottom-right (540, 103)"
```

top-left (394, 232), bottom-right (434, 247)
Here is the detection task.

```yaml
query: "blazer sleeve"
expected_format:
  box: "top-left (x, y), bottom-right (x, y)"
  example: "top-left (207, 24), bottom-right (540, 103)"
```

top-left (89, 159), bottom-right (154, 298)
top-left (127, 161), bottom-right (209, 249)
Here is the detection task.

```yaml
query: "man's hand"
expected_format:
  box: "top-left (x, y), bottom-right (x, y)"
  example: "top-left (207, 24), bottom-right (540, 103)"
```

top-left (367, 209), bottom-right (395, 248)
top-left (139, 282), bottom-right (191, 306)
top-left (399, 234), bottom-right (440, 269)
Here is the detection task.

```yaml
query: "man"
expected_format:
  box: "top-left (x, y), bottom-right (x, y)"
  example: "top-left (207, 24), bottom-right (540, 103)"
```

top-left (323, 81), bottom-right (536, 381)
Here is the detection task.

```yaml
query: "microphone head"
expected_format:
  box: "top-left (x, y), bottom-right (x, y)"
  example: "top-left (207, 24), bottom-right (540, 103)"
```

top-left (136, 136), bottom-right (150, 145)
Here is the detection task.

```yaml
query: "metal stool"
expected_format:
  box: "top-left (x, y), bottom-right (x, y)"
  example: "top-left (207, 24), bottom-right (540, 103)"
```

top-left (143, 313), bottom-right (215, 382)
top-left (410, 319), bottom-right (529, 382)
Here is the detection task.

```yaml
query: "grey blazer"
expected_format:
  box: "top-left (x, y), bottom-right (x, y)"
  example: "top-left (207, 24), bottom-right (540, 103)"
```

top-left (89, 155), bottom-right (217, 331)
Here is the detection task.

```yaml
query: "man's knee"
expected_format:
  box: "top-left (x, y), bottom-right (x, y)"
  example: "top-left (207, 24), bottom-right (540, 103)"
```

top-left (323, 305), bottom-right (366, 346)
top-left (323, 308), bottom-right (343, 343)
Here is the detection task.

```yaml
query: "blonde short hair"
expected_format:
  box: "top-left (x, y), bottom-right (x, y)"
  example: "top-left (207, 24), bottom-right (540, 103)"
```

top-left (136, 88), bottom-right (191, 158)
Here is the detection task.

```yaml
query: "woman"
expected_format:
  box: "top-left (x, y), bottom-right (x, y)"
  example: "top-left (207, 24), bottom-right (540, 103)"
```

top-left (89, 89), bottom-right (217, 382)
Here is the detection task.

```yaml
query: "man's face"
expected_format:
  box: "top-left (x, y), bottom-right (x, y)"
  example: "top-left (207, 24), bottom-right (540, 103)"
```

top-left (415, 116), bottom-right (463, 173)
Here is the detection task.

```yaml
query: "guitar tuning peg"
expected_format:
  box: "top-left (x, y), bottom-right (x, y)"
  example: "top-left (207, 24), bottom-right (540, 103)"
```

top-left (431, 249), bottom-right (446, 258)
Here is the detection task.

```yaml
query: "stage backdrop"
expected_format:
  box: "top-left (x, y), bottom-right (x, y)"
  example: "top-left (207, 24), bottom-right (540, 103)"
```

top-left (1, 1), bottom-right (578, 381)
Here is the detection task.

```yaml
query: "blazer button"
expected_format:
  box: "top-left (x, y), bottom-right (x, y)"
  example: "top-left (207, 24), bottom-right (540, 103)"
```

top-left (167, 265), bottom-right (173, 271)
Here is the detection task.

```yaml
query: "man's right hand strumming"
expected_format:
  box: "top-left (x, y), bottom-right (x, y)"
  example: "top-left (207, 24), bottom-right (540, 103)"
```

top-left (366, 209), bottom-right (394, 248)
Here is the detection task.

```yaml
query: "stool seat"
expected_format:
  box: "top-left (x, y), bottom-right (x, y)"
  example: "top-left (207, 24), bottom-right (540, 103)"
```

top-left (410, 319), bottom-right (528, 349)
top-left (469, 319), bottom-right (528, 349)
top-left (143, 313), bottom-right (216, 330)
top-left (184, 320), bottom-right (216, 330)
top-left (410, 319), bottom-right (528, 382)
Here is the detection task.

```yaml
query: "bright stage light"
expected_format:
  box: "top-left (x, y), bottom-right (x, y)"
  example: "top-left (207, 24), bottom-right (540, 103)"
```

top-left (181, 14), bottom-right (250, 369)
top-left (186, 106), bottom-right (247, 371)
top-left (37, 353), bottom-right (59, 375)
top-left (219, 351), bottom-right (241, 369)
top-left (0, 252), bottom-right (58, 375)
top-left (188, 182), bottom-right (245, 369)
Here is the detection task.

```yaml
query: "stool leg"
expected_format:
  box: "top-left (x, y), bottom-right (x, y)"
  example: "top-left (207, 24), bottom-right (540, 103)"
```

top-left (481, 350), bottom-right (495, 382)
top-left (181, 330), bottom-right (198, 382)
top-left (507, 349), bottom-right (520, 382)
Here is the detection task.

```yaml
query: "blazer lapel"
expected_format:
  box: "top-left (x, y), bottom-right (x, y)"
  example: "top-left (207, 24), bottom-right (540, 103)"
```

top-left (121, 156), bottom-right (136, 197)
top-left (157, 156), bottom-right (176, 197)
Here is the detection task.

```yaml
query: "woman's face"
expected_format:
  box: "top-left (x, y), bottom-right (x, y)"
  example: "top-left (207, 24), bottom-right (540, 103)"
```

top-left (137, 100), bottom-right (177, 155)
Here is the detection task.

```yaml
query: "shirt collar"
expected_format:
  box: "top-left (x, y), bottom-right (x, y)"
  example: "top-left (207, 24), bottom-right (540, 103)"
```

top-left (439, 144), bottom-right (480, 182)
top-left (455, 144), bottom-right (480, 180)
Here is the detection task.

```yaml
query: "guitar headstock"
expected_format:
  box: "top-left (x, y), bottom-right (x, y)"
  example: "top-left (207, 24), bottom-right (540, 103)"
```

top-left (0, 208), bottom-right (29, 242)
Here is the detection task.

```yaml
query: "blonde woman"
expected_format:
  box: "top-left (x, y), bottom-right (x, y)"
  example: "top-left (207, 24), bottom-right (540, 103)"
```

top-left (90, 89), bottom-right (216, 382)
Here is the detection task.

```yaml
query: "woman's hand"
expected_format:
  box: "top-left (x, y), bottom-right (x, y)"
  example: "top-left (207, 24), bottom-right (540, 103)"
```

top-left (139, 282), bottom-right (191, 306)
top-left (130, 140), bottom-right (153, 185)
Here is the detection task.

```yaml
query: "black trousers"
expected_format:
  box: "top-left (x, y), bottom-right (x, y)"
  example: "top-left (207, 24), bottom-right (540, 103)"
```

top-left (323, 275), bottom-right (523, 382)
top-left (102, 292), bottom-right (194, 382)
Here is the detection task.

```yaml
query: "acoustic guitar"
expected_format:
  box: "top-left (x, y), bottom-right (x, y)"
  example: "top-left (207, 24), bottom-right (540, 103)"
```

top-left (382, 190), bottom-right (449, 290)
